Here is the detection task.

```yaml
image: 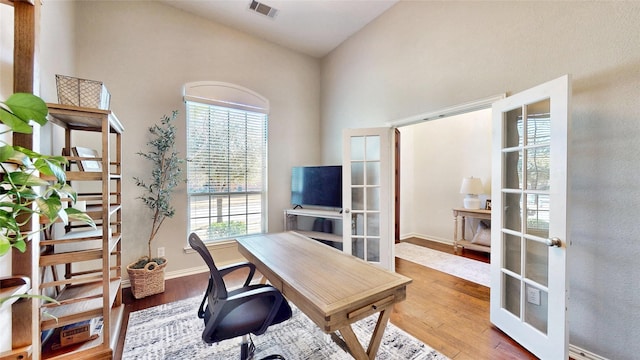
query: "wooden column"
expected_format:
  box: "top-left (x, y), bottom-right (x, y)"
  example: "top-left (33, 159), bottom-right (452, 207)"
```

top-left (10, 0), bottom-right (41, 355)
top-left (13, 0), bottom-right (39, 94)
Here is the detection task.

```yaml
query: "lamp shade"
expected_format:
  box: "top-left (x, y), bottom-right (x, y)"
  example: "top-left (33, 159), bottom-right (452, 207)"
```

top-left (460, 177), bottom-right (483, 195)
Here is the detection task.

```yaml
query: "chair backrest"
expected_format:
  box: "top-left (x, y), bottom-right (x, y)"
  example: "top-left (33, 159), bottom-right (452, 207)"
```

top-left (188, 233), bottom-right (228, 299)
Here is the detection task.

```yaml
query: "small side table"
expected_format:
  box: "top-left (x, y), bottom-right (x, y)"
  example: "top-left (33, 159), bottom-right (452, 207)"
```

top-left (453, 208), bottom-right (491, 254)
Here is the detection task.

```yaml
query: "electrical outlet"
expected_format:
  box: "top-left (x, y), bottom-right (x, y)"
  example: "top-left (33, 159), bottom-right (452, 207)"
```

top-left (526, 286), bottom-right (541, 306)
top-left (157, 247), bottom-right (165, 257)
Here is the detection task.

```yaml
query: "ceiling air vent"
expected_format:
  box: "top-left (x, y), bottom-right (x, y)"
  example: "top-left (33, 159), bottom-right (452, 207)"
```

top-left (249, 0), bottom-right (279, 19)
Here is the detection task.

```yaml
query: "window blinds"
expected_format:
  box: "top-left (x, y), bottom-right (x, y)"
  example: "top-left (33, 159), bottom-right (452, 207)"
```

top-left (186, 101), bottom-right (267, 241)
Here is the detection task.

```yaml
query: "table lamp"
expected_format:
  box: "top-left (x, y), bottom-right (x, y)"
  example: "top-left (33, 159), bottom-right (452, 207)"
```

top-left (460, 176), bottom-right (483, 209)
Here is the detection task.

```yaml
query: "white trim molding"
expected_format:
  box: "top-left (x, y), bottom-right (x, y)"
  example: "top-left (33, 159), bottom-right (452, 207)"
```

top-left (569, 345), bottom-right (609, 360)
top-left (387, 94), bottom-right (506, 128)
top-left (183, 81), bottom-right (269, 113)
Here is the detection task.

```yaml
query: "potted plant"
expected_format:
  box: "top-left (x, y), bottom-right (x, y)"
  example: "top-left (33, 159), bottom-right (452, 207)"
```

top-left (0, 93), bottom-right (94, 302)
top-left (128, 111), bottom-right (183, 299)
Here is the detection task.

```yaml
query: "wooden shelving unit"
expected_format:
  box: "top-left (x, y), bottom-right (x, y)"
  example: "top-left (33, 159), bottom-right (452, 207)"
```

top-left (0, 276), bottom-right (30, 307)
top-left (37, 104), bottom-right (124, 359)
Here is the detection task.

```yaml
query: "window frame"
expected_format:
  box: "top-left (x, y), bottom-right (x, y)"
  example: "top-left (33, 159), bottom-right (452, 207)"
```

top-left (183, 82), bottom-right (269, 243)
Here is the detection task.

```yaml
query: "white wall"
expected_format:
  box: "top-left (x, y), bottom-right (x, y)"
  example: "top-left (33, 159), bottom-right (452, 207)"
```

top-left (321, 1), bottom-right (640, 359)
top-left (400, 109), bottom-right (491, 243)
top-left (38, 1), bottom-right (321, 273)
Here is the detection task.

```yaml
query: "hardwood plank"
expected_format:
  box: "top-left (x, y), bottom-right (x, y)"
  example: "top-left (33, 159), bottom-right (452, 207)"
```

top-left (114, 240), bottom-right (541, 360)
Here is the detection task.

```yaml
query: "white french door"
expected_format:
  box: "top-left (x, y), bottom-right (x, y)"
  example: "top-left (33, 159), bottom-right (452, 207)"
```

top-left (490, 75), bottom-right (571, 359)
top-left (342, 128), bottom-right (394, 271)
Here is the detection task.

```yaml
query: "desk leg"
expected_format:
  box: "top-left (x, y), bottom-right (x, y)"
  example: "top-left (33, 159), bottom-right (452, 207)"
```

top-left (366, 308), bottom-right (391, 358)
top-left (338, 308), bottom-right (391, 360)
top-left (453, 214), bottom-right (459, 254)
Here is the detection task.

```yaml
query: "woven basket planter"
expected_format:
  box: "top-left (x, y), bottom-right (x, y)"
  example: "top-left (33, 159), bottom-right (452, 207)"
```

top-left (126, 257), bottom-right (167, 299)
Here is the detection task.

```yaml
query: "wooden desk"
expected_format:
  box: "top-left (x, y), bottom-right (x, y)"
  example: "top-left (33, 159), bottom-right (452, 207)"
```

top-left (237, 232), bottom-right (412, 360)
top-left (453, 208), bottom-right (491, 254)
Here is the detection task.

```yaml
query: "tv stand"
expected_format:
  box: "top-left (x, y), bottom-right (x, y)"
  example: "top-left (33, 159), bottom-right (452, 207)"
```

top-left (284, 208), bottom-right (343, 246)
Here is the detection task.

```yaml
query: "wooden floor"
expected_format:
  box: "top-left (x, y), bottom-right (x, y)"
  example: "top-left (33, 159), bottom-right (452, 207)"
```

top-left (114, 238), bottom-right (538, 360)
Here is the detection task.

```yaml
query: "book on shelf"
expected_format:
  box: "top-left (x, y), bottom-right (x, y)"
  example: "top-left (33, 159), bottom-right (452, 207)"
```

top-left (53, 317), bottom-right (103, 349)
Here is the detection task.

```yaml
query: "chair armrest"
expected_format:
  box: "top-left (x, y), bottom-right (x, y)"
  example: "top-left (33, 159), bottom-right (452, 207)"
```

top-left (225, 285), bottom-right (280, 302)
top-left (218, 261), bottom-right (256, 287)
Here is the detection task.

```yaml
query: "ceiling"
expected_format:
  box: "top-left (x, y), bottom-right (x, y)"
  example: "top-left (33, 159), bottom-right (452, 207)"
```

top-left (157, 0), bottom-right (399, 58)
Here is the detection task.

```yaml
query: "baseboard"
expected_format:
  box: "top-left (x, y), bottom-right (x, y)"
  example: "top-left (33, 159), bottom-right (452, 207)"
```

top-left (569, 345), bottom-right (608, 360)
top-left (124, 240), bottom-right (243, 288)
top-left (122, 266), bottom-right (208, 288)
top-left (400, 233), bottom-right (452, 245)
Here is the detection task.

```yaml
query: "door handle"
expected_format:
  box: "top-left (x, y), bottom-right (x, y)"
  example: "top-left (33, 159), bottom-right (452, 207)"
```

top-left (344, 208), bottom-right (350, 214)
top-left (546, 237), bottom-right (561, 247)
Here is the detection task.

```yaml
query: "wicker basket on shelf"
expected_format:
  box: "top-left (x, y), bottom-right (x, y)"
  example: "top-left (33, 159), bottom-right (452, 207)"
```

top-left (55, 74), bottom-right (111, 110)
top-left (126, 257), bottom-right (167, 299)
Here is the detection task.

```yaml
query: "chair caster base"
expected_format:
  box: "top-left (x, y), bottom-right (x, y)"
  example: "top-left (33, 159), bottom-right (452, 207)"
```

top-left (240, 336), bottom-right (286, 360)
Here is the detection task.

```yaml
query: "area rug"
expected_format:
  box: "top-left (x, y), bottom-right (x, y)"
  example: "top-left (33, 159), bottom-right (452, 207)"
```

top-left (395, 242), bottom-right (490, 287)
top-left (123, 296), bottom-right (449, 360)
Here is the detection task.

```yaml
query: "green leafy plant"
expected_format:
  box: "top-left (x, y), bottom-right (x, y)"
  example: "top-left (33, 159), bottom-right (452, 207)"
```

top-left (208, 220), bottom-right (246, 239)
top-left (132, 111), bottom-right (183, 268)
top-left (0, 93), bottom-right (95, 257)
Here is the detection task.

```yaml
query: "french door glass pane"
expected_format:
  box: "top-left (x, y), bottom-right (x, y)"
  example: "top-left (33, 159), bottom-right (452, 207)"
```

top-left (368, 237), bottom-right (380, 262)
top-left (504, 273), bottom-right (521, 317)
top-left (352, 237), bottom-right (364, 258)
top-left (367, 187), bottom-right (380, 210)
top-left (504, 150), bottom-right (523, 190)
top-left (367, 213), bottom-right (380, 236)
top-left (504, 233), bottom-right (522, 275)
top-left (525, 238), bottom-right (549, 286)
top-left (365, 136), bottom-right (380, 161)
top-left (351, 136), bottom-right (365, 160)
top-left (525, 284), bottom-right (549, 335)
top-left (526, 194), bottom-right (549, 238)
top-left (351, 213), bottom-right (364, 236)
top-left (504, 192), bottom-right (522, 232)
top-left (351, 162), bottom-right (364, 186)
top-left (366, 162), bottom-right (380, 185)
top-left (526, 99), bottom-right (551, 145)
top-left (351, 188), bottom-right (364, 210)
top-left (505, 107), bottom-right (524, 148)
top-left (526, 146), bottom-right (550, 191)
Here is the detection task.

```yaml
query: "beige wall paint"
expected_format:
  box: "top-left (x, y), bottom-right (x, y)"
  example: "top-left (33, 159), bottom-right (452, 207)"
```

top-left (399, 109), bottom-right (491, 243)
top-left (0, 5), bottom-right (14, 101)
top-left (0, 2), bottom-right (13, 352)
top-left (321, 1), bottom-right (640, 358)
top-left (38, 1), bottom-right (321, 275)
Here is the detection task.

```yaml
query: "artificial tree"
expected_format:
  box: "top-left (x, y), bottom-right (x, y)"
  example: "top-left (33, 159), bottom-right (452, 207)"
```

top-left (128, 111), bottom-right (183, 298)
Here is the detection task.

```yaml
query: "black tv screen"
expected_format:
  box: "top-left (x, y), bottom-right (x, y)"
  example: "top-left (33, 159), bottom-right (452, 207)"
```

top-left (291, 166), bottom-right (342, 208)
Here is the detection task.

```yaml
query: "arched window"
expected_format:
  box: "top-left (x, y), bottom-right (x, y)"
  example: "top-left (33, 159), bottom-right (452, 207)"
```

top-left (184, 82), bottom-right (269, 242)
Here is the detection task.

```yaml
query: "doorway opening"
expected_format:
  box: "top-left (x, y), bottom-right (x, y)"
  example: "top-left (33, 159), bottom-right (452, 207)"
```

top-left (390, 94), bottom-right (503, 265)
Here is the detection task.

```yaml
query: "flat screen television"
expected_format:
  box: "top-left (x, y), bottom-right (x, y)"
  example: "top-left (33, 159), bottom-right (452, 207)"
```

top-left (291, 165), bottom-right (342, 208)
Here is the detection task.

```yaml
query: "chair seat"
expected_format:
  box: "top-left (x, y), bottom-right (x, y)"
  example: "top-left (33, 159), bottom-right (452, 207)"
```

top-left (205, 284), bottom-right (292, 343)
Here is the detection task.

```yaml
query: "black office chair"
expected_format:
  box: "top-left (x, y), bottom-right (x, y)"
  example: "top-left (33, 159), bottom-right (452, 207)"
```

top-left (189, 233), bottom-right (292, 360)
